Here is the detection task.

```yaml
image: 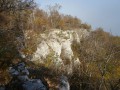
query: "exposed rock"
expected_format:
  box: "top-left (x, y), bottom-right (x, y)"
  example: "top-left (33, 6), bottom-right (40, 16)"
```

top-left (58, 75), bottom-right (70, 90)
top-left (7, 62), bottom-right (48, 90)
top-left (32, 29), bottom-right (90, 74)
top-left (0, 86), bottom-right (5, 90)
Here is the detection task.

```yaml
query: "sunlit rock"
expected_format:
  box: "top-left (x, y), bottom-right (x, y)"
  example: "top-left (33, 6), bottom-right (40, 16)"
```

top-left (32, 29), bottom-right (90, 73)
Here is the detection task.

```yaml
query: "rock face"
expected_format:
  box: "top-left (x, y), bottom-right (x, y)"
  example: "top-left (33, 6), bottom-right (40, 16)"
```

top-left (32, 29), bottom-right (89, 74)
top-left (59, 75), bottom-right (70, 90)
top-left (8, 62), bottom-right (47, 90)
top-left (0, 86), bottom-right (5, 90)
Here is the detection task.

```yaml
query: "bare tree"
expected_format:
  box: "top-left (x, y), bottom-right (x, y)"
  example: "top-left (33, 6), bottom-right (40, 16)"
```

top-left (47, 4), bottom-right (61, 29)
top-left (80, 29), bottom-right (120, 90)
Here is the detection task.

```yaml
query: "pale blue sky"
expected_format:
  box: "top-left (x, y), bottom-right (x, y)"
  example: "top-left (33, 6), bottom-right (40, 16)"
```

top-left (35, 0), bottom-right (120, 36)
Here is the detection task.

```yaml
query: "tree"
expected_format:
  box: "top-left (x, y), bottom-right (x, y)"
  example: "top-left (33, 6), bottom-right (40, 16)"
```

top-left (80, 30), bottom-right (120, 90)
top-left (71, 29), bottom-right (120, 90)
top-left (0, 0), bottom-right (35, 12)
top-left (33, 8), bottom-right (48, 31)
top-left (48, 3), bottom-right (62, 29)
top-left (0, 0), bottom-right (36, 68)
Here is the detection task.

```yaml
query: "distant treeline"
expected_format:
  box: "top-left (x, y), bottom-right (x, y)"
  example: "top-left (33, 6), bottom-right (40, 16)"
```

top-left (0, 2), bottom-right (91, 31)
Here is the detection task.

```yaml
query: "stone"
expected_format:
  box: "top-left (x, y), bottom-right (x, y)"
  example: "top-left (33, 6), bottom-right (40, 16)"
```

top-left (59, 75), bottom-right (70, 90)
top-left (32, 29), bottom-right (90, 73)
top-left (8, 62), bottom-right (47, 90)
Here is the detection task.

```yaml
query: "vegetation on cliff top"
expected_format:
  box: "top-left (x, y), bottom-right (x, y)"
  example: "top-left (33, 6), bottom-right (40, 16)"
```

top-left (0, 0), bottom-right (120, 90)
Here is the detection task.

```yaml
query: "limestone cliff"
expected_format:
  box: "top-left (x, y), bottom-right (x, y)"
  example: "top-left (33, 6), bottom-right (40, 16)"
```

top-left (31, 29), bottom-right (90, 74)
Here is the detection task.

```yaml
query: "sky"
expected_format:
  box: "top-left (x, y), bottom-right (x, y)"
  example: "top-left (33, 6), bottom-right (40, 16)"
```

top-left (35, 0), bottom-right (120, 36)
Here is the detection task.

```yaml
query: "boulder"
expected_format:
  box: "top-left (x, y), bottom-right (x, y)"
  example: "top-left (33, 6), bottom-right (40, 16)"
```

top-left (8, 62), bottom-right (48, 90)
top-left (59, 75), bottom-right (70, 90)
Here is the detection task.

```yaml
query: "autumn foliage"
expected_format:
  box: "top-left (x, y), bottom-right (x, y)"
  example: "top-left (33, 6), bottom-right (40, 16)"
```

top-left (0, 1), bottom-right (120, 90)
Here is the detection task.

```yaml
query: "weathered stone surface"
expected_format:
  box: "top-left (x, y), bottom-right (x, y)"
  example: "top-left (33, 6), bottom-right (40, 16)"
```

top-left (8, 62), bottom-right (47, 90)
top-left (0, 86), bottom-right (5, 90)
top-left (32, 29), bottom-right (90, 73)
top-left (59, 75), bottom-right (70, 90)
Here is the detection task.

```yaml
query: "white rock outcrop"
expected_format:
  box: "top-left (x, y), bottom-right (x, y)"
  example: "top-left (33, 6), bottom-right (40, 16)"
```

top-left (31, 29), bottom-right (89, 74)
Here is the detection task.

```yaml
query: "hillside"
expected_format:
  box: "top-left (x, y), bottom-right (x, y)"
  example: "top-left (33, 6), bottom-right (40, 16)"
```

top-left (0, 0), bottom-right (120, 90)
